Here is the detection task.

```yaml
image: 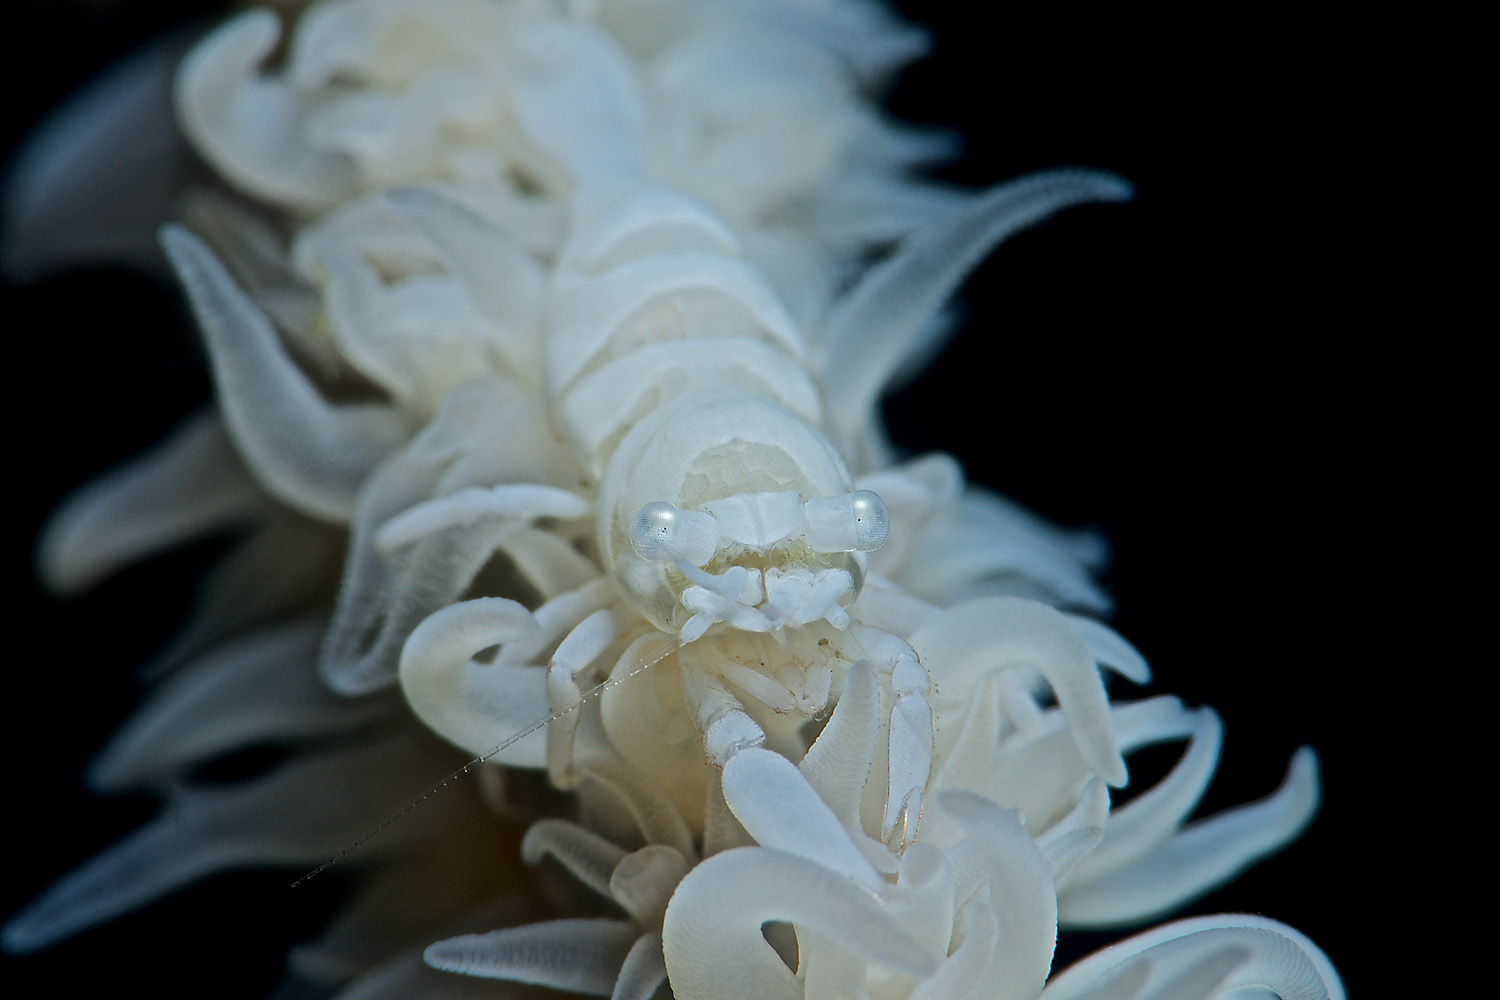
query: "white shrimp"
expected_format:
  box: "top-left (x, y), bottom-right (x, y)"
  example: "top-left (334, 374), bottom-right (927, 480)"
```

top-left (389, 169), bottom-right (1128, 849)
top-left (380, 183), bottom-right (926, 843)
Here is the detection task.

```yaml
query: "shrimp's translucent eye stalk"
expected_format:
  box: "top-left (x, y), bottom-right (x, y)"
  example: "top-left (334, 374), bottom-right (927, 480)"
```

top-left (630, 501), bottom-right (719, 566)
top-left (803, 490), bottom-right (889, 553)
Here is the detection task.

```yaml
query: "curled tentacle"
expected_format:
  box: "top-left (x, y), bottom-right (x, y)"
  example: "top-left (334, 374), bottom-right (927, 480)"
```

top-left (818, 169), bottom-right (1133, 470)
top-left (1038, 913), bottom-right (1345, 1000)
top-left (160, 224), bottom-right (413, 521)
top-left (38, 409), bottom-right (269, 595)
top-left (661, 846), bottom-right (936, 1000)
top-left (396, 597), bottom-right (548, 768)
top-left (911, 596), bottom-right (1128, 787)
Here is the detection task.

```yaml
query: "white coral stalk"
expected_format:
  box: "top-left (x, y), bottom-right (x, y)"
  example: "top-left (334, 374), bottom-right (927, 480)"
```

top-left (3, 2), bottom-right (1343, 999)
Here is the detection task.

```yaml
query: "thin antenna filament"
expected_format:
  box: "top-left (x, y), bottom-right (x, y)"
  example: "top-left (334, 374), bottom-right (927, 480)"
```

top-left (292, 638), bottom-right (675, 887)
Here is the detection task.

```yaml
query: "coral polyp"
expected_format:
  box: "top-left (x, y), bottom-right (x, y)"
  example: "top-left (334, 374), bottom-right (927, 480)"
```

top-left (4, 2), bottom-right (1344, 998)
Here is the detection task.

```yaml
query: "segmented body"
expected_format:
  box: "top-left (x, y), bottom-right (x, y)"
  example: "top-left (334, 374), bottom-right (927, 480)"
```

top-left (369, 178), bottom-right (933, 837)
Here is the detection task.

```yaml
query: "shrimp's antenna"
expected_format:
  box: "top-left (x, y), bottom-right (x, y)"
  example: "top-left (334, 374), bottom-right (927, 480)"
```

top-left (291, 637), bottom-right (675, 887)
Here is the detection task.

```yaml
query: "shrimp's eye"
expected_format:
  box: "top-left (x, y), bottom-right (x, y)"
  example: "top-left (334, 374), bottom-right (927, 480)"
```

top-left (803, 490), bottom-right (889, 553)
top-left (630, 501), bottom-right (720, 566)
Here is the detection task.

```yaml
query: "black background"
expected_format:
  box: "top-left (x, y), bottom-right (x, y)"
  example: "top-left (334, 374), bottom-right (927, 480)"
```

top-left (4, 1), bottom-right (1387, 996)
